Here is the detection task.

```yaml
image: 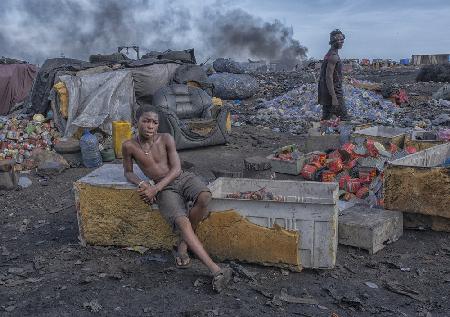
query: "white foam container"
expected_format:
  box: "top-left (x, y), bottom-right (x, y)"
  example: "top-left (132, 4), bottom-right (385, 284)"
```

top-left (208, 178), bottom-right (339, 269)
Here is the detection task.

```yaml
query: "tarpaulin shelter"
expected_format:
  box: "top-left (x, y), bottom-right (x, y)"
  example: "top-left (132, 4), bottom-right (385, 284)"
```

top-left (56, 70), bottom-right (135, 137)
top-left (29, 58), bottom-right (96, 114)
top-left (39, 49), bottom-right (228, 149)
top-left (0, 64), bottom-right (38, 115)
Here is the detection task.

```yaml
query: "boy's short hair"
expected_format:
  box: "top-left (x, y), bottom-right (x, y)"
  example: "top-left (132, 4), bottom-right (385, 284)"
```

top-left (329, 29), bottom-right (345, 45)
top-left (135, 105), bottom-right (160, 120)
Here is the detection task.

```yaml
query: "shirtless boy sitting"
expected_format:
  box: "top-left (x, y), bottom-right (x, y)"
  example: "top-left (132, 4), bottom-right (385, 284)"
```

top-left (122, 105), bottom-right (232, 292)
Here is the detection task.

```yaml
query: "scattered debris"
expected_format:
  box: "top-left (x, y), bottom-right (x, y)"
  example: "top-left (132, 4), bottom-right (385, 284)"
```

top-left (243, 156), bottom-right (271, 171)
top-left (277, 288), bottom-right (318, 305)
top-left (141, 253), bottom-right (167, 263)
top-left (193, 278), bottom-right (207, 287)
top-left (324, 286), bottom-right (364, 311)
top-left (124, 246), bottom-right (149, 254)
top-left (226, 186), bottom-right (283, 201)
top-left (83, 299), bottom-right (103, 313)
top-left (281, 269), bottom-right (290, 276)
top-left (229, 262), bottom-right (258, 282)
top-left (384, 281), bottom-right (425, 302)
top-left (364, 281), bottom-right (379, 289)
top-left (17, 176), bottom-right (32, 188)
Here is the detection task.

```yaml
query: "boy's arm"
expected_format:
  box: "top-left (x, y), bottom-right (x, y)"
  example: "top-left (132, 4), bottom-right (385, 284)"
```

top-left (122, 141), bottom-right (144, 186)
top-left (326, 54), bottom-right (339, 106)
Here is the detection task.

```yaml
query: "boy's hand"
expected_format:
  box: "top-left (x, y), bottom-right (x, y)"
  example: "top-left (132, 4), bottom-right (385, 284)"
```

top-left (332, 96), bottom-right (339, 106)
top-left (137, 183), bottom-right (159, 204)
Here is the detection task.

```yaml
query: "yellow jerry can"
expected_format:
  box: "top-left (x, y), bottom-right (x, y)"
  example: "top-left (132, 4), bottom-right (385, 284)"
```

top-left (112, 121), bottom-right (132, 159)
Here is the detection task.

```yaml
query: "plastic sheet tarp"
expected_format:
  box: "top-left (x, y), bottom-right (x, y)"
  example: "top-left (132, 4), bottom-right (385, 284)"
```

top-left (29, 58), bottom-right (94, 114)
top-left (60, 70), bottom-right (135, 137)
top-left (0, 64), bottom-right (38, 115)
top-left (131, 63), bottom-right (180, 104)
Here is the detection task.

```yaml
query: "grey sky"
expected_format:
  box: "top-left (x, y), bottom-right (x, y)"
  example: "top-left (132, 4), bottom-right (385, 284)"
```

top-left (1, 0), bottom-right (449, 63)
top-left (239, 0), bottom-right (450, 60)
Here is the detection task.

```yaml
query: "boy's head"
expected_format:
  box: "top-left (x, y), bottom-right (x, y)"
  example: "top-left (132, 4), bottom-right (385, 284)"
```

top-left (329, 29), bottom-right (345, 49)
top-left (135, 105), bottom-right (160, 138)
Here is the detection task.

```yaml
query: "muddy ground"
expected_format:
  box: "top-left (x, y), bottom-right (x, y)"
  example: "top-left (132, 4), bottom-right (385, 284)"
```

top-left (1, 69), bottom-right (450, 317)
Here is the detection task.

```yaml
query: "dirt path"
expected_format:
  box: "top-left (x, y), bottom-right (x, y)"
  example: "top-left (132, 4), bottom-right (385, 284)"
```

top-left (1, 128), bottom-right (449, 316)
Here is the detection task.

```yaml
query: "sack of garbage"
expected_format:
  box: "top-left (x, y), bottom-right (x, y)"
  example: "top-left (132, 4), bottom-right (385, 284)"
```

top-left (432, 84), bottom-right (450, 101)
top-left (213, 58), bottom-right (244, 74)
top-left (208, 73), bottom-right (258, 100)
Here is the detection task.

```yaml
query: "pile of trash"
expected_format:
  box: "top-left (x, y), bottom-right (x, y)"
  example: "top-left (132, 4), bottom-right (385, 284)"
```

top-left (271, 144), bottom-right (302, 161)
top-left (0, 114), bottom-right (61, 165)
top-left (395, 98), bottom-right (450, 128)
top-left (299, 138), bottom-right (418, 206)
top-left (252, 71), bottom-right (317, 100)
top-left (226, 187), bottom-right (284, 201)
top-left (247, 84), bottom-right (319, 134)
top-left (241, 83), bottom-right (400, 134)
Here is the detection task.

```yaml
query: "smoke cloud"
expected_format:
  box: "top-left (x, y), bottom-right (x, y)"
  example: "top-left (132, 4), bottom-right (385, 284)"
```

top-left (201, 8), bottom-right (307, 66)
top-left (0, 0), bottom-right (307, 66)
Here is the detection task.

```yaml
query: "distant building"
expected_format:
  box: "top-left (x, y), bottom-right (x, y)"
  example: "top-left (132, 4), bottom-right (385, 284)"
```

top-left (411, 54), bottom-right (449, 65)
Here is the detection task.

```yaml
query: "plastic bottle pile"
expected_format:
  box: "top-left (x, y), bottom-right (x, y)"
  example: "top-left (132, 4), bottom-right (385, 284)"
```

top-left (0, 115), bottom-right (61, 164)
top-left (246, 83), bottom-right (400, 134)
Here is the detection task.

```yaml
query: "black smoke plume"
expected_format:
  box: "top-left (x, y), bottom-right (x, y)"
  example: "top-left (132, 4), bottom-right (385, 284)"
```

top-left (201, 8), bottom-right (307, 67)
top-left (0, 0), bottom-right (307, 66)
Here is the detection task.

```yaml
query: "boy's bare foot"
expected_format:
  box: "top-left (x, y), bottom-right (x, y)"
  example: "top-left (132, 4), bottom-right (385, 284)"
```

top-left (174, 240), bottom-right (191, 269)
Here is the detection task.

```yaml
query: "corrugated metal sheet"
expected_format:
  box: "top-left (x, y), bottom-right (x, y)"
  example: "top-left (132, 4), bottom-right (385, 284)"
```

top-left (411, 54), bottom-right (450, 65)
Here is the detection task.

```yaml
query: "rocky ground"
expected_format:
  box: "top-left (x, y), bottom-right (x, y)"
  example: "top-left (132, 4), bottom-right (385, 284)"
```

top-left (1, 68), bottom-right (450, 317)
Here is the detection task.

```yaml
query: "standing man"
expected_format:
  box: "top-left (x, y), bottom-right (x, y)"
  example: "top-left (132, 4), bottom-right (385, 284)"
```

top-left (122, 105), bottom-right (232, 292)
top-left (318, 29), bottom-right (350, 121)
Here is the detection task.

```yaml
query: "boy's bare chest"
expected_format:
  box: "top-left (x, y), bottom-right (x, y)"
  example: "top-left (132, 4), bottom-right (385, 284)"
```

top-left (133, 143), bottom-right (166, 167)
